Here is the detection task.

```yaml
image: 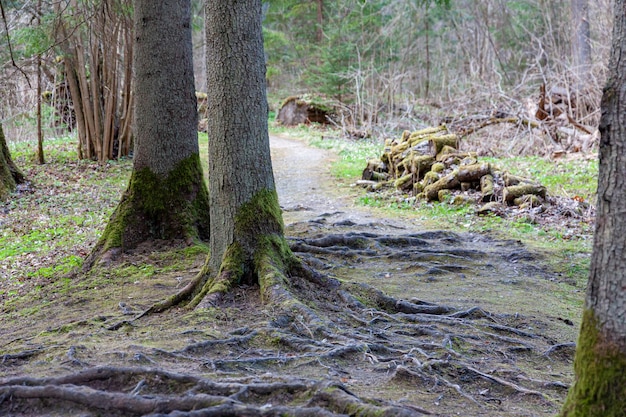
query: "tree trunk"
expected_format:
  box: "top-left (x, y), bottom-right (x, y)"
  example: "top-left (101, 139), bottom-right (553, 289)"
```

top-left (572, 0), bottom-right (592, 84)
top-left (85, 0), bottom-right (210, 268)
top-left (144, 0), bottom-right (302, 312)
top-left (560, 2), bottom-right (626, 415)
top-left (202, 0), bottom-right (283, 299)
top-left (0, 123), bottom-right (25, 201)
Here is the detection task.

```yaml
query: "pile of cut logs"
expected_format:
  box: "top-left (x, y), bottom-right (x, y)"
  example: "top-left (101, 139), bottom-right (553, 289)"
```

top-left (360, 126), bottom-right (548, 212)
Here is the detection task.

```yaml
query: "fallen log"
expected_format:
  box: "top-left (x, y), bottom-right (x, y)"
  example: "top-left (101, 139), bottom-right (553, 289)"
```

top-left (424, 172), bottom-right (460, 201)
top-left (503, 184), bottom-right (547, 204)
top-left (457, 163), bottom-right (490, 183)
top-left (429, 134), bottom-right (459, 155)
top-left (480, 174), bottom-right (495, 202)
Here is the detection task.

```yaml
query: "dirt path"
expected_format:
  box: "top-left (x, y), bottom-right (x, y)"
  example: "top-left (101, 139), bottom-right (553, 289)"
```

top-left (0, 136), bottom-right (582, 416)
top-left (271, 134), bottom-right (406, 229)
top-left (271, 134), bottom-right (352, 223)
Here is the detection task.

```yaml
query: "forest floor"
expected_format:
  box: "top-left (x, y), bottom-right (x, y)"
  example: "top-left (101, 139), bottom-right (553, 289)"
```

top-left (0, 135), bottom-right (589, 416)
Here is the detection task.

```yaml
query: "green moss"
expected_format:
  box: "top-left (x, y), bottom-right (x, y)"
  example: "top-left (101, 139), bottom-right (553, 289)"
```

top-left (95, 153), bottom-right (210, 253)
top-left (561, 309), bottom-right (626, 416)
top-left (234, 188), bottom-right (284, 240)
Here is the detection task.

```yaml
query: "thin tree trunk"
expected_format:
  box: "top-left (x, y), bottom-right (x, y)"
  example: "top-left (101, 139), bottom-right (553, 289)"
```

top-left (561, 1), bottom-right (626, 415)
top-left (36, 0), bottom-right (44, 165)
top-left (316, 0), bottom-right (323, 43)
top-left (572, 0), bottom-right (592, 84)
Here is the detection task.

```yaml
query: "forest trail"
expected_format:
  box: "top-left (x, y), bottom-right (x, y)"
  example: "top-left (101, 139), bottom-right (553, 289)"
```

top-left (271, 134), bottom-right (356, 224)
top-left (271, 134), bottom-right (340, 221)
top-left (0, 135), bottom-right (582, 417)
top-left (270, 134), bottom-right (406, 229)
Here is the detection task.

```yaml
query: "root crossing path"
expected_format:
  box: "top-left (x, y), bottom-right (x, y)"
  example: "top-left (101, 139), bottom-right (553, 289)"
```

top-left (0, 136), bottom-right (579, 417)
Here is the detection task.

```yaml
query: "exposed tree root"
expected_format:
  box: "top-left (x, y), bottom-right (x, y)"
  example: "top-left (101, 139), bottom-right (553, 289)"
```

top-left (0, 366), bottom-right (424, 416)
top-left (4, 227), bottom-right (574, 415)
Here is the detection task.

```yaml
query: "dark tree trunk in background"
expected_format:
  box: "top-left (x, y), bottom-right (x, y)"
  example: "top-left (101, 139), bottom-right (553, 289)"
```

top-left (561, 1), bottom-right (626, 415)
top-left (0, 123), bottom-right (25, 201)
top-left (85, 0), bottom-right (210, 268)
top-left (572, 0), bottom-right (592, 84)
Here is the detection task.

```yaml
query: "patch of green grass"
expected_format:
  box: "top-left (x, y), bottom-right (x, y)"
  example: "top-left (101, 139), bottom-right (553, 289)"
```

top-left (28, 255), bottom-right (83, 279)
top-left (484, 156), bottom-right (598, 202)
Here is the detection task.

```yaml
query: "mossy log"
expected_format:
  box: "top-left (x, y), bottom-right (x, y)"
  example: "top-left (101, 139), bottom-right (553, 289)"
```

top-left (503, 172), bottom-right (536, 187)
top-left (438, 189), bottom-right (452, 202)
top-left (424, 171), bottom-right (461, 201)
top-left (394, 173), bottom-right (413, 191)
top-left (436, 146), bottom-right (459, 160)
top-left (361, 159), bottom-right (389, 182)
top-left (422, 171), bottom-right (440, 187)
top-left (276, 95), bottom-right (334, 126)
top-left (480, 174), bottom-right (495, 202)
top-left (408, 125), bottom-right (447, 142)
top-left (503, 184), bottom-right (547, 204)
top-left (407, 155), bottom-right (436, 177)
top-left (457, 162), bottom-right (491, 183)
top-left (513, 194), bottom-right (543, 208)
top-left (429, 134), bottom-right (459, 154)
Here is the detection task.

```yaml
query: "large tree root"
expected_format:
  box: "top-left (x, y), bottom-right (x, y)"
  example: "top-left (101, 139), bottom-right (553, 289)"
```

top-left (0, 366), bottom-right (424, 416)
top-left (7, 226), bottom-right (572, 415)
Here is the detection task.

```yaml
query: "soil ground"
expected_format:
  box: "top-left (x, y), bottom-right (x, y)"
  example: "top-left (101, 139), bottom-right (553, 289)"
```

top-left (0, 136), bottom-right (585, 416)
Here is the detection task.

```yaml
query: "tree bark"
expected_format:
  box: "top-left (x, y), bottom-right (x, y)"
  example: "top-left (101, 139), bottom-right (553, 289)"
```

top-left (85, 0), bottom-right (210, 268)
top-left (0, 123), bottom-right (25, 201)
top-left (572, 0), bottom-right (592, 84)
top-left (205, 0), bottom-right (278, 274)
top-left (146, 0), bottom-right (299, 310)
top-left (561, 2), bottom-right (626, 415)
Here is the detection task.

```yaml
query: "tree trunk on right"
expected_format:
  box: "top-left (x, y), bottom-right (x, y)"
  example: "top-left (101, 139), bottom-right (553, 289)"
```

top-left (0, 123), bottom-right (25, 201)
top-left (561, 2), bottom-right (626, 415)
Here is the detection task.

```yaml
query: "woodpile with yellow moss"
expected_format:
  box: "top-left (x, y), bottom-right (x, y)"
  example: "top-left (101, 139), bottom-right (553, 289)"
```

top-left (360, 126), bottom-right (548, 212)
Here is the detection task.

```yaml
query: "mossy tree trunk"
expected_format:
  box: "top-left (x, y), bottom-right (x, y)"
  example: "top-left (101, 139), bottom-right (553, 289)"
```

top-left (85, 0), bottom-right (210, 268)
top-left (147, 0), bottom-right (303, 311)
top-left (0, 123), bottom-right (25, 201)
top-left (560, 3), bottom-right (626, 415)
top-left (195, 0), bottom-right (291, 306)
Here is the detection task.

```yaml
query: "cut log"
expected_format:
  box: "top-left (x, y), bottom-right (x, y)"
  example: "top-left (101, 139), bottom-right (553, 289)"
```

top-left (429, 134), bottom-right (459, 155)
top-left (503, 172), bottom-right (537, 187)
top-left (408, 155), bottom-right (434, 176)
top-left (422, 171), bottom-right (440, 187)
top-left (438, 189), bottom-right (452, 202)
top-left (424, 171), bottom-right (460, 201)
top-left (480, 174), bottom-right (495, 202)
top-left (457, 163), bottom-right (491, 183)
top-left (276, 95), bottom-right (334, 126)
top-left (513, 194), bottom-right (544, 208)
top-left (503, 184), bottom-right (547, 204)
top-left (394, 173), bottom-right (413, 191)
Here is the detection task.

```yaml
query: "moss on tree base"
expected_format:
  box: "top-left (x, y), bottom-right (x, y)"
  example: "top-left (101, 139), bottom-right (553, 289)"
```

top-left (85, 153), bottom-right (210, 268)
top-left (0, 123), bottom-right (25, 201)
top-left (561, 309), bottom-right (626, 417)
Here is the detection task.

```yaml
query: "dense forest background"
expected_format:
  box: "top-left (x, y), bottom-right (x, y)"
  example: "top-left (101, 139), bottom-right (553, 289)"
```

top-left (0, 0), bottom-right (610, 155)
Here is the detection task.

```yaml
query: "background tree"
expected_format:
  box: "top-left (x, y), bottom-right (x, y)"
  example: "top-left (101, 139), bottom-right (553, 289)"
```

top-left (85, 0), bottom-right (209, 267)
top-left (0, 122), bottom-right (24, 201)
top-left (55, 0), bottom-right (134, 161)
top-left (560, 1), bottom-right (626, 415)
